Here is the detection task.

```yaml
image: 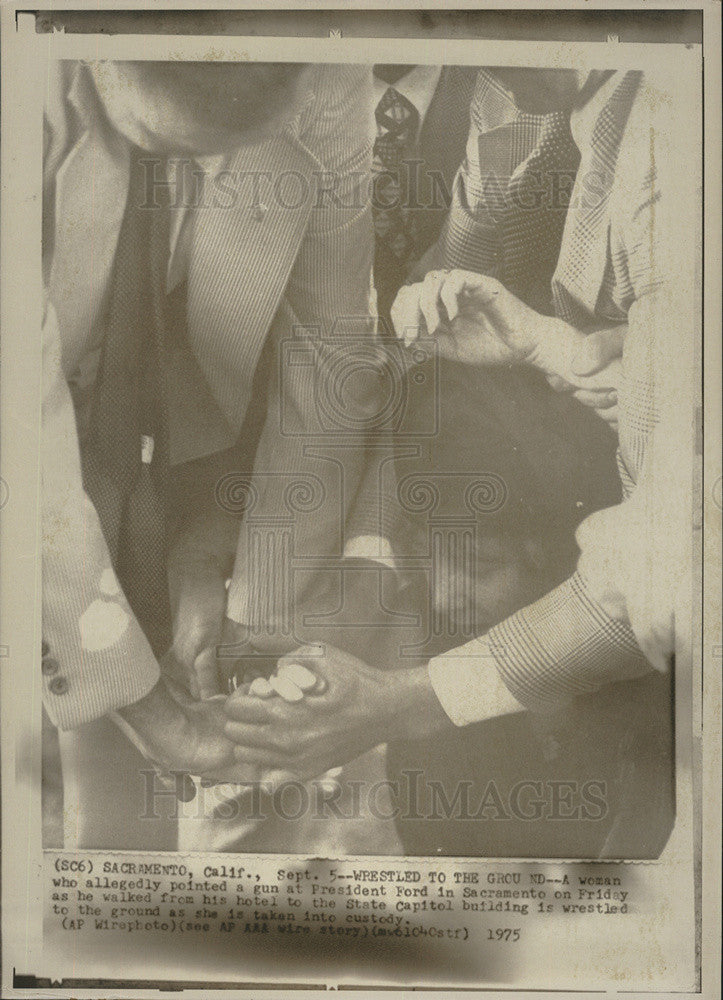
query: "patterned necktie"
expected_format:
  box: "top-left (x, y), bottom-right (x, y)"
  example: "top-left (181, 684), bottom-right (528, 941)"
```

top-left (373, 86), bottom-right (421, 324)
top-left (86, 148), bottom-right (174, 656)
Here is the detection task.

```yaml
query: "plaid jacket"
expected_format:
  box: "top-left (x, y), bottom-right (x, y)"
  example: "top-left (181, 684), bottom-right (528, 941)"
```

top-left (428, 70), bottom-right (696, 720)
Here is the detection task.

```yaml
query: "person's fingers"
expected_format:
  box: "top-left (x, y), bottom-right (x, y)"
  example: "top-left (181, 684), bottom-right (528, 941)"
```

top-left (562, 358), bottom-right (621, 398)
top-left (269, 675), bottom-right (304, 702)
top-left (276, 648), bottom-right (329, 694)
top-left (193, 646), bottom-right (222, 700)
top-left (390, 284), bottom-right (422, 344)
top-left (248, 676), bottom-right (274, 698)
top-left (573, 388), bottom-right (617, 410)
top-left (230, 747), bottom-right (299, 782)
top-left (224, 722), bottom-right (274, 749)
top-left (439, 270), bottom-right (475, 321)
top-left (308, 675), bottom-right (328, 695)
top-left (546, 373), bottom-right (572, 393)
top-left (171, 571), bottom-right (227, 683)
top-left (594, 406), bottom-right (619, 428)
top-left (275, 645), bottom-right (324, 670)
top-left (439, 272), bottom-right (459, 322)
top-left (216, 616), bottom-right (252, 660)
top-left (571, 326), bottom-right (626, 376)
top-left (224, 686), bottom-right (311, 724)
top-left (200, 762), bottom-right (289, 787)
top-left (457, 271), bottom-right (504, 310)
top-left (189, 673), bottom-right (202, 701)
top-left (214, 618), bottom-right (256, 690)
top-left (253, 767), bottom-right (300, 791)
top-left (224, 693), bottom-right (279, 724)
top-left (172, 617), bottom-right (212, 674)
top-left (419, 271), bottom-right (445, 334)
top-left (224, 719), bottom-right (293, 753)
top-left (277, 661), bottom-right (317, 691)
top-left (159, 648), bottom-right (197, 697)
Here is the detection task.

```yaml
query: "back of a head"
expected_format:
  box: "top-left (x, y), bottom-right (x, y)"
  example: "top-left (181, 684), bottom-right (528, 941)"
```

top-left (89, 60), bottom-right (306, 154)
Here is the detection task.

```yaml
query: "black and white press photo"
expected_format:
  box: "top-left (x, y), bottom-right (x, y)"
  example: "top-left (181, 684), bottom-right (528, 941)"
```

top-left (1, 4), bottom-right (718, 995)
top-left (39, 51), bottom-right (684, 859)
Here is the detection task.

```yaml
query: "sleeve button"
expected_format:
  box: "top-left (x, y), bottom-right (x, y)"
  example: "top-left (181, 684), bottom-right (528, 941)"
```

top-left (42, 656), bottom-right (60, 676)
top-left (41, 640), bottom-right (50, 658)
top-left (49, 676), bottom-right (69, 695)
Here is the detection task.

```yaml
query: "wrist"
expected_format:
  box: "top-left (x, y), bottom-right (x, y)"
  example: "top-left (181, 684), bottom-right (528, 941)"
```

top-left (381, 666), bottom-right (454, 743)
top-left (117, 679), bottom-right (190, 766)
top-left (527, 316), bottom-right (580, 379)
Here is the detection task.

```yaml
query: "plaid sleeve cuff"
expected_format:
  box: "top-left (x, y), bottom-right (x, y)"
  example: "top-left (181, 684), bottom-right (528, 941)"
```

top-left (487, 571), bottom-right (650, 711)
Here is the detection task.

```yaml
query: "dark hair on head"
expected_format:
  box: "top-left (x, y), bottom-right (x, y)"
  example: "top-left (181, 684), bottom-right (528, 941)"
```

top-left (148, 61), bottom-right (306, 131)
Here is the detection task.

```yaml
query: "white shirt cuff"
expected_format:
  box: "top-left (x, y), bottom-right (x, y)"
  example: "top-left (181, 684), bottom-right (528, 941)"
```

top-left (344, 534), bottom-right (396, 569)
top-left (427, 637), bottom-right (526, 727)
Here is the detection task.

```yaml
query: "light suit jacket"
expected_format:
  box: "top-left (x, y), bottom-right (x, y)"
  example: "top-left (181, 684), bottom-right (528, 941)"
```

top-left (42, 62), bottom-right (387, 730)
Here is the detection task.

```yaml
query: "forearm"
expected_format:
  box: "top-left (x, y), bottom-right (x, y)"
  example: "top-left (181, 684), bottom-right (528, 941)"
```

top-left (425, 572), bottom-right (651, 729)
top-left (42, 481), bottom-right (162, 731)
top-left (115, 679), bottom-right (190, 766)
top-left (381, 666), bottom-right (459, 743)
top-left (42, 299), bottom-right (161, 730)
top-left (524, 316), bottom-right (584, 381)
top-left (527, 318), bottom-right (626, 390)
top-left (330, 657), bottom-right (520, 745)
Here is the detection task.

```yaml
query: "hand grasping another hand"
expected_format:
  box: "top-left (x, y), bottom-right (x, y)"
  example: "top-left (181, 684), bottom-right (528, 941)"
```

top-left (223, 645), bottom-right (453, 783)
top-left (391, 269), bottom-right (622, 426)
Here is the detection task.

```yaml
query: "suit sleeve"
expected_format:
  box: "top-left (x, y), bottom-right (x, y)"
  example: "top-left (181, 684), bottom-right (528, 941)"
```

top-left (289, 65), bottom-right (396, 551)
top-left (434, 71), bottom-right (506, 275)
top-left (225, 66), bottom-right (398, 629)
top-left (428, 82), bottom-right (692, 723)
top-left (42, 300), bottom-right (160, 729)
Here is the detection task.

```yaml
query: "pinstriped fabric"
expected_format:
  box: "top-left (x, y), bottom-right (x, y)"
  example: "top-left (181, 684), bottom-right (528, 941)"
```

top-left (44, 63), bottom-right (384, 720)
top-left (207, 66), bottom-right (395, 628)
top-left (42, 303), bottom-right (161, 730)
top-left (188, 65), bottom-right (374, 431)
top-left (413, 66), bottom-right (477, 256)
top-left (198, 63), bottom-right (385, 630)
top-left (187, 135), bottom-right (311, 429)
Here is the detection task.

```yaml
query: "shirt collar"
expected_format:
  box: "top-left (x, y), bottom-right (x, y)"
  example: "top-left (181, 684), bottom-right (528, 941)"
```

top-left (279, 65), bottom-right (317, 141)
top-left (472, 70), bottom-right (547, 131)
top-left (374, 65), bottom-right (442, 126)
top-left (473, 68), bottom-right (627, 148)
top-left (569, 70), bottom-right (625, 155)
